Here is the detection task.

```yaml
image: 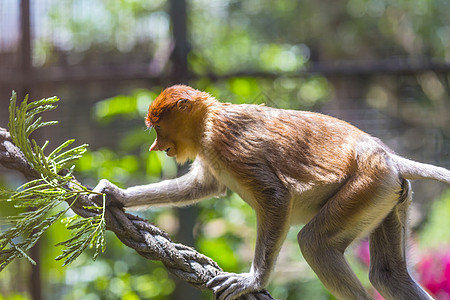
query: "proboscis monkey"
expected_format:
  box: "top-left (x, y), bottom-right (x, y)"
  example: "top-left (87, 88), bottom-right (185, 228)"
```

top-left (91, 85), bottom-right (450, 300)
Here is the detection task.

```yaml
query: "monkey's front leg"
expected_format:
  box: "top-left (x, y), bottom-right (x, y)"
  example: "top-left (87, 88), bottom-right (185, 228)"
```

top-left (89, 159), bottom-right (225, 208)
top-left (207, 203), bottom-right (291, 300)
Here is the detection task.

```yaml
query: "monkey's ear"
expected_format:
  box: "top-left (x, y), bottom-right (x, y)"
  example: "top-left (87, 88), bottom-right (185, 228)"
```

top-left (176, 99), bottom-right (192, 112)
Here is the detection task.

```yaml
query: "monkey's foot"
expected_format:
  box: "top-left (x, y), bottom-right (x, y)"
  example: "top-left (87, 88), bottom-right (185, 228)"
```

top-left (206, 272), bottom-right (263, 300)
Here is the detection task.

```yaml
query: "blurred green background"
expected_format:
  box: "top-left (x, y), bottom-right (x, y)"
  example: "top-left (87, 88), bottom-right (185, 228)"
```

top-left (0, 0), bottom-right (449, 299)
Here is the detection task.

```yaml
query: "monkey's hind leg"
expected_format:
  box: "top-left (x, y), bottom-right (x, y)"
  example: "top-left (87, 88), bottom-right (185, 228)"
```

top-left (297, 167), bottom-right (405, 300)
top-left (369, 179), bottom-right (434, 300)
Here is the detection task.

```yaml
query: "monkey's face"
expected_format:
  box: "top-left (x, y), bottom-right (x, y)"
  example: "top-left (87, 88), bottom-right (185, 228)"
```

top-left (149, 118), bottom-right (178, 157)
top-left (149, 110), bottom-right (199, 164)
top-left (146, 85), bottom-right (212, 164)
top-left (149, 125), bottom-right (176, 156)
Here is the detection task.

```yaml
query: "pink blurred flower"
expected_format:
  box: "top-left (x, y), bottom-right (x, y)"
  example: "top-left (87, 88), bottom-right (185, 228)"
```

top-left (355, 239), bottom-right (371, 267)
top-left (354, 241), bottom-right (450, 300)
top-left (417, 248), bottom-right (450, 300)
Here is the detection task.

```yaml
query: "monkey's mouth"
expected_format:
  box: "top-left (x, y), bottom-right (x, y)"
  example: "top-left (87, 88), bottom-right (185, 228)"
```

top-left (164, 147), bottom-right (176, 157)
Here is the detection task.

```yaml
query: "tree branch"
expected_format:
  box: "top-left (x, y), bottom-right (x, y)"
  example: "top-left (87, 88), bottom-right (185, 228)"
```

top-left (0, 126), bottom-right (275, 300)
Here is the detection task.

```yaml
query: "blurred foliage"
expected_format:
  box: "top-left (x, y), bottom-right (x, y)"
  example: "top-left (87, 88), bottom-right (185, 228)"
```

top-left (35, 0), bottom-right (169, 66)
top-left (190, 0), bottom-right (450, 74)
top-left (2, 0), bottom-right (449, 299)
top-left (32, 0), bottom-right (450, 132)
top-left (418, 189), bottom-right (450, 248)
top-left (33, 0), bottom-right (450, 69)
top-left (188, 0), bottom-right (450, 136)
top-left (194, 76), bottom-right (332, 111)
top-left (58, 232), bottom-right (175, 300)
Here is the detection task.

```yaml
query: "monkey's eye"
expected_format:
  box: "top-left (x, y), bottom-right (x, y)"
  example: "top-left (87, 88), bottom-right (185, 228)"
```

top-left (155, 125), bottom-right (161, 129)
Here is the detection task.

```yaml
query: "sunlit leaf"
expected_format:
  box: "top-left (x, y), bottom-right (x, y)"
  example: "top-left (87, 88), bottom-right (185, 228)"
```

top-left (0, 93), bottom-right (106, 271)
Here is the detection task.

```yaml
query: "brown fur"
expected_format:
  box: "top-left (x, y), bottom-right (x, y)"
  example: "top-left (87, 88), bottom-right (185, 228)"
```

top-left (105, 84), bottom-right (449, 300)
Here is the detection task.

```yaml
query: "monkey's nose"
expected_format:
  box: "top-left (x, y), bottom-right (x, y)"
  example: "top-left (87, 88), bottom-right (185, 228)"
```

top-left (149, 139), bottom-right (159, 151)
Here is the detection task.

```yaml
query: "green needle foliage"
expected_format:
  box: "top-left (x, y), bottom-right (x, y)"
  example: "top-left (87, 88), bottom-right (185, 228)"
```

top-left (0, 92), bottom-right (106, 271)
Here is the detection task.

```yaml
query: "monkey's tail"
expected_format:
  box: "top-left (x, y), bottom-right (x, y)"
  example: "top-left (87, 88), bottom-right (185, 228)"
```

top-left (390, 154), bottom-right (450, 184)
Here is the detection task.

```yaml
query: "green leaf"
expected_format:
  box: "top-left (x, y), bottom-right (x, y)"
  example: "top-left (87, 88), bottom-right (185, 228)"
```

top-left (1, 92), bottom-right (106, 271)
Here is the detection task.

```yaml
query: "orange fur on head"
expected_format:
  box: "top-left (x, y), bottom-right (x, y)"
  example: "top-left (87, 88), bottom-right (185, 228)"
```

top-left (146, 85), bottom-right (202, 127)
top-left (145, 85), bottom-right (217, 164)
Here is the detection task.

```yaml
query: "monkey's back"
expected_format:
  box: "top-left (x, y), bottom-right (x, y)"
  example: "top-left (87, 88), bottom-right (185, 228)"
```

top-left (207, 103), bottom-right (385, 189)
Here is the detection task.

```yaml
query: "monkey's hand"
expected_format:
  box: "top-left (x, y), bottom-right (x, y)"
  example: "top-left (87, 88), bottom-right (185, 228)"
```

top-left (206, 272), bottom-right (263, 300)
top-left (89, 179), bottom-right (126, 208)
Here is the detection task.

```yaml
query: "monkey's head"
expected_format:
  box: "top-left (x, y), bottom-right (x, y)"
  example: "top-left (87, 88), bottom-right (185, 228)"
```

top-left (146, 85), bottom-right (215, 164)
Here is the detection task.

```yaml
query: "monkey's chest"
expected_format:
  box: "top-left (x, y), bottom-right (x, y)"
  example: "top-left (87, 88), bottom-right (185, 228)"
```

top-left (210, 163), bottom-right (260, 209)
